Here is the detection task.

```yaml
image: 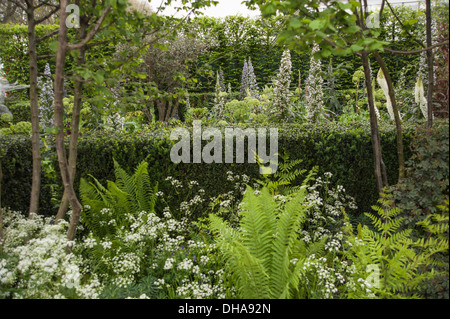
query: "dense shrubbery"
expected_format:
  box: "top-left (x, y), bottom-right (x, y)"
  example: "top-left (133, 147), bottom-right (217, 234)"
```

top-left (0, 0), bottom-right (448, 301)
top-left (0, 121), bottom-right (421, 218)
top-left (1, 153), bottom-right (447, 299)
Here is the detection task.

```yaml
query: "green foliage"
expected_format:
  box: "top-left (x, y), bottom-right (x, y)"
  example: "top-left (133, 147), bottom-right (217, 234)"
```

top-left (0, 113), bottom-right (13, 127)
top-left (184, 107), bottom-right (209, 125)
top-left (63, 96), bottom-right (92, 132)
top-left (389, 123), bottom-right (449, 230)
top-left (0, 121), bottom-right (32, 136)
top-left (0, 121), bottom-right (419, 218)
top-left (256, 153), bottom-right (314, 196)
top-left (225, 99), bottom-right (253, 123)
top-left (209, 184), bottom-right (326, 298)
top-left (343, 194), bottom-right (449, 298)
top-left (80, 159), bottom-right (158, 238)
top-left (4, 100), bottom-right (31, 124)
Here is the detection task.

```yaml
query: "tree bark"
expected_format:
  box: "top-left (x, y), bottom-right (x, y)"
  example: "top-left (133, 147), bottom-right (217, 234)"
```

top-left (55, 20), bottom-right (87, 221)
top-left (157, 99), bottom-right (166, 121)
top-left (373, 52), bottom-right (405, 180)
top-left (27, 3), bottom-right (42, 217)
top-left (425, 0), bottom-right (434, 128)
top-left (361, 51), bottom-right (385, 194)
top-left (53, 0), bottom-right (82, 244)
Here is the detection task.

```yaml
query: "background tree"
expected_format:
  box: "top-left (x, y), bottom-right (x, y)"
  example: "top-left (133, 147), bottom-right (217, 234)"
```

top-left (244, 0), bottom-right (393, 193)
top-left (53, 0), bottom-right (218, 241)
top-left (7, 0), bottom-right (59, 217)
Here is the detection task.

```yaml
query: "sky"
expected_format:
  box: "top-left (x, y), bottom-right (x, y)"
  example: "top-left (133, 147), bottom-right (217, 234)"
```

top-left (159, 0), bottom-right (260, 18)
top-left (158, 0), bottom-right (426, 18)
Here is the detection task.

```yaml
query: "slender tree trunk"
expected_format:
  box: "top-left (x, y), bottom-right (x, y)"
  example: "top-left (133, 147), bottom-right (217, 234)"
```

top-left (27, 5), bottom-right (42, 217)
top-left (157, 99), bottom-right (166, 121)
top-left (425, 0), bottom-right (434, 128)
top-left (53, 0), bottom-right (82, 244)
top-left (361, 51), bottom-right (385, 194)
top-left (55, 22), bottom-right (87, 221)
top-left (373, 52), bottom-right (405, 180)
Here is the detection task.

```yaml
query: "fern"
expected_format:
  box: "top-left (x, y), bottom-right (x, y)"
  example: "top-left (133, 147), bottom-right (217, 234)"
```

top-left (256, 153), bottom-right (318, 196)
top-left (346, 194), bottom-right (449, 298)
top-left (209, 183), bottom-right (325, 299)
top-left (80, 159), bottom-right (158, 238)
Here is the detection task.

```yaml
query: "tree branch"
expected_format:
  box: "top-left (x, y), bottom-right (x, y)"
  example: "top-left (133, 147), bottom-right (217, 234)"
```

top-left (36, 0), bottom-right (59, 9)
top-left (384, 40), bottom-right (449, 55)
top-left (37, 54), bottom-right (56, 60)
top-left (37, 28), bottom-right (59, 43)
top-left (66, 5), bottom-right (111, 51)
top-left (8, 0), bottom-right (26, 11)
top-left (385, 0), bottom-right (424, 48)
top-left (35, 5), bottom-right (59, 24)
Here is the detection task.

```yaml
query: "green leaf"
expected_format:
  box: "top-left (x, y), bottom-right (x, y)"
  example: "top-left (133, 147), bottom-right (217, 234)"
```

top-left (321, 48), bottom-right (332, 57)
top-left (49, 40), bottom-right (59, 52)
top-left (93, 72), bottom-right (104, 84)
top-left (337, 2), bottom-right (353, 10)
top-left (350, 44), bottom-right (364, 52)
top-left (343, 25), bottom-right (361, 34)
top-left (309, 19), bottom-right (326, 30)
top-left (348, 0), bottom-right (361, 7)
top-left (262, 3), bottom-right (276, 15)
top-left (289, 18), bottom-right (302, 29)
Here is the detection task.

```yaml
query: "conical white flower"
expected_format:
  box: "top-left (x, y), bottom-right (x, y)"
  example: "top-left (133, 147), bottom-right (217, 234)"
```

top-left (273, 49), bottom-right (292, 119)
top-left (305, 44), bottom-right (324, 122)
top-left (414, 74), bottom-right (428, 120)
top-left (372, 80), bottom-right (381, 120)
top-left (214, 71), bottom-right (226, 119)
top-left (376, 68), bottom-right (394, 120)
top-left (240, 60), bottom-right (249, 99)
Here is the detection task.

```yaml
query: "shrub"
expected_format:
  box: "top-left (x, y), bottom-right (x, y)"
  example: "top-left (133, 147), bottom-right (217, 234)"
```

top-left (389, 123), bottom-right (449, 230)
top-left (0, 121), bottom-right (420, 218)
top-left (0, 121), bottom-right (32, 136)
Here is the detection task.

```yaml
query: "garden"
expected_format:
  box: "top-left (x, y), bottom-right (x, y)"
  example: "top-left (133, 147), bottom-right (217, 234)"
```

top-left (0, 0), bottom-right (448, 300)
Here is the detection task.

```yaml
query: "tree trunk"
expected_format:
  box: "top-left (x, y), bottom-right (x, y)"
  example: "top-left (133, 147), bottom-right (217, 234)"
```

top-left (373, 52), bottom-right (405, 180)
top-left (27, 6), bottom-right (42, 217)
top-left (53, 0), bottom-right (82, 244)
top-left (361, 51), bottom-right (385, 194)
top-left (157, 99), bottom-right (166, 121)
top-left (425, 0), bottom-right (434, 128)
top-left (55, 21), bottom-right (87, 221)
top-left (143, 105), bottom-right (153, 123)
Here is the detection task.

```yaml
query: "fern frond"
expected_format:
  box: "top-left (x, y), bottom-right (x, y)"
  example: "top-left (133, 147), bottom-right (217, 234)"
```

top-left (270, 186), bottom-right (308, 298)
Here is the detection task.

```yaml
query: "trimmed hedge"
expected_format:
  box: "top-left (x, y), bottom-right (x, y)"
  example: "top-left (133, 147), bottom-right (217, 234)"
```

top-left (1, 121), bottom-right (425, 218)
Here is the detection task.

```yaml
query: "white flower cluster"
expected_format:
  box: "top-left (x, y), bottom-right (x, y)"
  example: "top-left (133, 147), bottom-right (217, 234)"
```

top-left (0, 211), bottom-right (102, 299)
top-left (273, 49), bottom-right (292, 119)
top-left (105, 112), bottom-right (126, 130)
top-left (109, 252), bottom-right (141, 288)
top-left (166, 176), bottom-right (183, 188)
top-left (305, 44), bottom-right (325, 123)
top-left (302, 172), bottom-right (357, 254)
top-left (175, 269), bottom-right (227, 299)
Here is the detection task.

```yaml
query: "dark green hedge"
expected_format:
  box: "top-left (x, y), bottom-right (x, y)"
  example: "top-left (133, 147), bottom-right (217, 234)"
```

top-left (1, 122), bottom-right (423, 218)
